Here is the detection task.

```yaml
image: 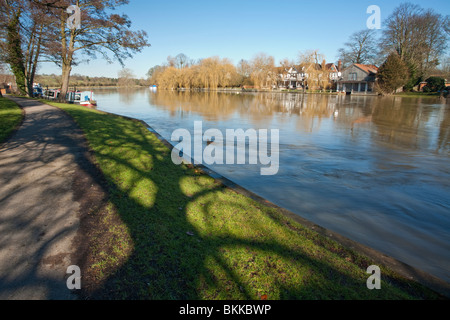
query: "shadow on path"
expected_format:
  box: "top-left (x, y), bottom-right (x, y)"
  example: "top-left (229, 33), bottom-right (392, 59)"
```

top-left (0, 97), bottom-right (108, 300)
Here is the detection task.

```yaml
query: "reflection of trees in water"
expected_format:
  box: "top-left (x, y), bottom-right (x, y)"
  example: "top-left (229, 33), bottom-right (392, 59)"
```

top-left (149, 91), bottom-right (241, 121)
top-left (118, 88), bottom-right (139, 105)
top-left (149, 91), bottom-right (342, 130)
top-left (370, 97), bottom-right (433, 150)
top-left (146, 91), bottom-right (448, 150)
top-left (437, 104), bottom-right (450, 153)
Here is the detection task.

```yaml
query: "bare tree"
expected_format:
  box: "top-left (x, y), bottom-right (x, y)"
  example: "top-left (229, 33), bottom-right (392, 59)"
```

top-left (39, 0), bottom-right (150, 100)
top-left (117, 68), bottom-right (135, 87)
top-left (380, 3), bottom-right (448, 84)
top-left (0, 0), bottom-right (53, 96)
top-left (298, 50), bottom-right (330, 90)
top-left (166, 55), bottom-right (176, 67)
top-left (279, 58), bottom-right (295, 70)
top-left (237, 59), bottom-right (252, 85)
top-left (175, 53), bottom-right (188, 69)
top-left (338, 29), bottom-right (378, 67)
top-left (250, 53), bottom-right (275, 89)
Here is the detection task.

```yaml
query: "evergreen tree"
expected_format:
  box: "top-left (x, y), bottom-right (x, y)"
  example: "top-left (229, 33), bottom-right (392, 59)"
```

top-left (423, 77), bottom-right (446, 92)
top-left (376, 53), bottom-right (410, 94)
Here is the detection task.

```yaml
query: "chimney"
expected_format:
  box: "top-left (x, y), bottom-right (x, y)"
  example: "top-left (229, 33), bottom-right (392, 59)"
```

top-left (338, 60), bottom-right (342, 72)
top-left (322, 59), bottom-right (326, 69)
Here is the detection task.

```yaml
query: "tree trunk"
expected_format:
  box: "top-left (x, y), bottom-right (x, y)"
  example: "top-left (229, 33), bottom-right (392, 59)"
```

top-left (6, 10), bottom-right (27, 96)
top-left (58, 7), bottom-right (76, 102)
top-left (60, 62), bottom-right (72, 102)
top-left (28, 28), bottom-right (43, 98)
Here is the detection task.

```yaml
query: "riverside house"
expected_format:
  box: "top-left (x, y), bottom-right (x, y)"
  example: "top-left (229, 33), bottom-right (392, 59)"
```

top-left (337, 64), bottom-right (378, 93)
top-left (276, 61), bottom-right (342, 90)
top-left (275, 66), bottom-right (304, 89)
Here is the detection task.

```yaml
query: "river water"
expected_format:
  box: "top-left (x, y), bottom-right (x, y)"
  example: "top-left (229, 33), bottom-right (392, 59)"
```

top-left (93, 88), bottom-right (450, 283)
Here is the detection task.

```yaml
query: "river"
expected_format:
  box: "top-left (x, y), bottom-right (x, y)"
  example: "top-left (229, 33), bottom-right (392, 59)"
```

top-left (92, 88), bottom-right (450, 283)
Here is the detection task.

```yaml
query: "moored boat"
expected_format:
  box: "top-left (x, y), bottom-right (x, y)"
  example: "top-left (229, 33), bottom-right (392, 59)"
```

top-left (66, 90), bottom-right (97, 107)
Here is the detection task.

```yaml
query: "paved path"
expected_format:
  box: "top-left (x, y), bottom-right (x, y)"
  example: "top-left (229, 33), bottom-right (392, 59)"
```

top-left (0, 97), bottom-right (103, 300)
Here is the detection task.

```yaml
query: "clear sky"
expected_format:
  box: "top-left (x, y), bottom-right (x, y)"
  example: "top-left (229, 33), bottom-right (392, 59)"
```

top-left (39, 0), bottom-right (450, 79)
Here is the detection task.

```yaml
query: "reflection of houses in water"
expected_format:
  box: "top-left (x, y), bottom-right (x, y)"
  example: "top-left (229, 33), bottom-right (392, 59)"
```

top-left (147, 90), bottom-right (447, 150)
top-left (258, 93), bottom-right (341, 118)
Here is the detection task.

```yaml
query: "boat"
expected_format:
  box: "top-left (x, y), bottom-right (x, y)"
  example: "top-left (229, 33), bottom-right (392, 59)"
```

top-left (43, 88), bottom-right (61, 100)
top-left (80, 100), bottom-right (97, 107)
top-left (79, 91), bottom-right (97, 107)
top-left (66, 90), bottom-right (97, 107)
top-left (32, 83), bottom-right (43, 98)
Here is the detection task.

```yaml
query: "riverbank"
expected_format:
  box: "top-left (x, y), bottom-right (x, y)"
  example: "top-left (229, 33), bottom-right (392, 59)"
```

top-left (30, 97), bottom-right (445, 300)
top-left (0, 97), bottom-right (24, 143)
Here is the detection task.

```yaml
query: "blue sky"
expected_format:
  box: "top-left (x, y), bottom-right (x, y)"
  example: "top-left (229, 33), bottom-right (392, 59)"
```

top-left (39, 0), bottom-right (450, 78)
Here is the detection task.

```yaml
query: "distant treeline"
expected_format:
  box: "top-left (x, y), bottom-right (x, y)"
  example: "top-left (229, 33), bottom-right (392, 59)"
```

top-left (34, 74), bottom-right (149, 88)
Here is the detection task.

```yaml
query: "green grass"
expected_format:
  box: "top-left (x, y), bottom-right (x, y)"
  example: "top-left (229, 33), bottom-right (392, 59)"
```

top-left (43, 99), bottom-right (444, 300)
top-left (0, 97), bottom-right (23, 143)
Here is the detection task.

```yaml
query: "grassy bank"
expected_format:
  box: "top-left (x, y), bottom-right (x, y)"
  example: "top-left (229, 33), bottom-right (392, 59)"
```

top-left (0, 97), bottom-right (23, 143)
top-left (43, 100), bottom-right (443, 300)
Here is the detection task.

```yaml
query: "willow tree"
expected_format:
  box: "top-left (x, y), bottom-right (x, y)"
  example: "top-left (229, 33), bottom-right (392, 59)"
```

top-left (250, 53), bottom-right (275, 89)
top-left (38, 0), bottom-right (149, 99)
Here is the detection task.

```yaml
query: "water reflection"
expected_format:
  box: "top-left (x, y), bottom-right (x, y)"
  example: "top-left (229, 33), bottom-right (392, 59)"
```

top-left (95, 89), bottom-right (450, 283)
top-left (438, 106), bottom-right (450, 153)
top-left (117, 88), bottom-right (139, 105)
top-left (147, 91), bottom-right (449, 154)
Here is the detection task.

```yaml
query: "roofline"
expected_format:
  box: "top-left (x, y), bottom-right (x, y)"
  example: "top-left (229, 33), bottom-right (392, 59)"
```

top-left (353, 64), bottom-right (378, 74)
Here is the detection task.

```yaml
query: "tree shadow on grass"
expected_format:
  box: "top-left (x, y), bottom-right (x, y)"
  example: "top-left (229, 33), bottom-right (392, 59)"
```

top-left (71, 107), bottom-right (441, 300)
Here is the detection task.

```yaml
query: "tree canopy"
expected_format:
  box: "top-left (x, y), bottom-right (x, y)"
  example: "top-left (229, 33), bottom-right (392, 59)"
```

top-left (338, 29), bottom-right (378, 68)
top-left (0, 0), bottom-right (150, 97)
top-left (376, 53), bottom-right (410, 94)
top-left (380, 3), bottom-right (448, 88)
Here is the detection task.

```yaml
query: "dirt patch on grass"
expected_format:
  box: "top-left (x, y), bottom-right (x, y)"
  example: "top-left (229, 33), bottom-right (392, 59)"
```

top-left (69, 130), bottom-right (132, 299)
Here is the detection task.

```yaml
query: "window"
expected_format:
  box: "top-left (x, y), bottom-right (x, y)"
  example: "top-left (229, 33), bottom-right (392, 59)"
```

top-left (348, 72), bottom-right (357, 81)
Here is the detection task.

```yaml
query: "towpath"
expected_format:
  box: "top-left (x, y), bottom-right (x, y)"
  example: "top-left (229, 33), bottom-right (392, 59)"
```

top-left (0, 97), bottom-right (105, 299)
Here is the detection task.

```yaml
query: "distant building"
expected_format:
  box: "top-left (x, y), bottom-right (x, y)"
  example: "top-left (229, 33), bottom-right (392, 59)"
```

top-left (418, 78), bottom-right (450, 92)
top-left (275, 60), bottom-right (342, 90)
top-left (337, 64), bottom-right (378, 93)
top-left (324, 62), bottom-right (341, 90)
top-left (275, 66), bottom-right (304, 89)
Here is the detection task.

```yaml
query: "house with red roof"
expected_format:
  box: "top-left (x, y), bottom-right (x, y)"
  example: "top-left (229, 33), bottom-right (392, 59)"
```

top-left (337, 64), bottom-right (378, 94)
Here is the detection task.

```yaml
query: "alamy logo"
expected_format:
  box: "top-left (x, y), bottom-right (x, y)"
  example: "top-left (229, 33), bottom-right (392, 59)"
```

top-left (366, 265), bottom-right (381, 290)
top-left (66, 265), bottom-right (81, 290)
top-left (367, 5), bottom-right (381, 30)
top-left (67, 5), bottom-right (81, 30)
top-left (171, 121), bottom-right (280, 176)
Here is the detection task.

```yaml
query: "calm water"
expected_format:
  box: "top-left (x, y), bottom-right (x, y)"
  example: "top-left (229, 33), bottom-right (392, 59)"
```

top-left (94, 88), bottom-right (450, 283)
